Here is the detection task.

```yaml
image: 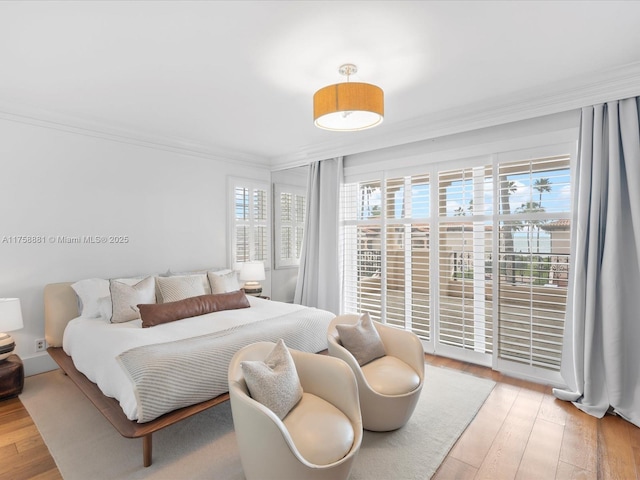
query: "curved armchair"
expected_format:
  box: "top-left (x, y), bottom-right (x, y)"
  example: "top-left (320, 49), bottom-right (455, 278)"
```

top-left (328, 314), bottom-right (425, 432)
top-left (228, 341), bottom-right (363, 480)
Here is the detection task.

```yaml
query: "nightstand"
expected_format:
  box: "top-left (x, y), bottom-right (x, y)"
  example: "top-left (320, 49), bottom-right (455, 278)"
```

top-left (0, 354), bottom-right (24, 400)
top-left (242, 289), bottom-right (270, 300)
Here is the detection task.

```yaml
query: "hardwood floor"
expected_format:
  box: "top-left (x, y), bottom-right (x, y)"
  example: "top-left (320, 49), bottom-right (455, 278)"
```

top-left (0, 396), bottom-right (61, 480)
top-left (1, 356), bottom-right (638, 480)
top-left (427, 354), bottom-right (640, 480)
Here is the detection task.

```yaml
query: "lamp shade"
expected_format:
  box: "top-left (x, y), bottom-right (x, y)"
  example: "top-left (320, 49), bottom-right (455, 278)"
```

top-left (314, 81), bottom-right (384, 131)
top-left (239, 261), bottom-right (266, 282)
top-left (0, 298), bottom-right (23, 332)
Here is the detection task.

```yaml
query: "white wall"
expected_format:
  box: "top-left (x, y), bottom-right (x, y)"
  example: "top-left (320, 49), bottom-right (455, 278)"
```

top-left (0, 118), bottom-right (270, 374)
top-left (345, 111), bottom-right (580, 179)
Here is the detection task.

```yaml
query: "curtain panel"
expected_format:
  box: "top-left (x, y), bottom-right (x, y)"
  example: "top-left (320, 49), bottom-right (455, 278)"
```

top-left (294, 157), bottom-right (343, 313)
top-left (554, 97), bottom-right (640, 427)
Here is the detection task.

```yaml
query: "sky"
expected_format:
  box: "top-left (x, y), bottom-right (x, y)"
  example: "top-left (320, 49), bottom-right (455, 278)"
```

top-left (358, 168), bottom-right (571, 219)
top-left (354, 166), bottom-right (571, 254)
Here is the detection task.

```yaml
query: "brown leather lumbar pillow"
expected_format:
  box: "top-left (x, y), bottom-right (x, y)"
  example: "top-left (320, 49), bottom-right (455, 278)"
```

top-left (138, 290), bottom-right (250, 328)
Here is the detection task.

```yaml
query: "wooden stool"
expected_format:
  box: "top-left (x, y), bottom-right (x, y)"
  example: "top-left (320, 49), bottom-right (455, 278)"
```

top-left (0, 354), bottom-right (24, 400)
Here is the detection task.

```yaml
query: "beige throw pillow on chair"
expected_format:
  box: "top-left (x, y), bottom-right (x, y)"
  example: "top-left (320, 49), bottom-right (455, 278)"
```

top-left (241, 339), bottom-right (303, 420)
top-left (336, 312), bottom-right (386, 366)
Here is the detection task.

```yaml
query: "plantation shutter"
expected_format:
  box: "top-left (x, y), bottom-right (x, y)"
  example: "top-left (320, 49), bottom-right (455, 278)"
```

top-left (384, 174), bottom-right (430, 336)
top-left (275, 185), bottom-right (306, 268)
top-left (437, 165), bottom-right (493, 354)
top-left (234, 187), bottom-right (250, 263)
top-left (231, 180), bottom-right (270, 266)
top-left (497, 155), bottom-right (571, 370)
top-left (253, 188), bottom-right (268, 262)
top-left (341, 141), bottom-right (574, 382)
top-left (342, 180), bottom-right (383, 318)
top-left (342, 173), bottom-right (430, 337)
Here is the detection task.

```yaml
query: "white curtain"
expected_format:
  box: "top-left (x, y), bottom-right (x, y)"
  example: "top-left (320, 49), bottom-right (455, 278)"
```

top-left (554, 97), bottom-right (640, 427)
top-left (294, 157), bottom-right (343, 313)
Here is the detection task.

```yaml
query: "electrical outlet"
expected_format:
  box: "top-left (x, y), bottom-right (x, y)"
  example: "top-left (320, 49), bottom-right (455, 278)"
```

top-left (35, 338), bottom-right (46, 352)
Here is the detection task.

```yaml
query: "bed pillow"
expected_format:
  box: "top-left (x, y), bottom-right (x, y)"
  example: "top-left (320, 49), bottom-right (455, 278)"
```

top-left (110, 277), bottom-right (156, 323)
top-left (335, 312), bottom-right (386, 366)
top-left (165, 267), bottom-right (223, 276)
top-left (71, 278), bottom-right (109, 318)
top-left (156, 274), bottom-right (211, 303)
top-left (98, 296), bottom-right (113, 320)
top-left (72, 276), bottom-right (148, 319)
top-left (92, 277), bottom-right (145, 320)
top-left (138, 290), bottom-right (250, 328)
top-left (208, 269), bottom-right (240, 294)
top-left (241, 339), bottom-right (303, 420)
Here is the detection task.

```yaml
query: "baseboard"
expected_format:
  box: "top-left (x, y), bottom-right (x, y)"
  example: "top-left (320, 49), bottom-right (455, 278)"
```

top-left (22, 353), bottom-right (59, 376)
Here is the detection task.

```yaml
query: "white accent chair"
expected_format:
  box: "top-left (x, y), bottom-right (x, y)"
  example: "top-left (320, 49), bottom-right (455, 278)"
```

top-left (228, 341), bottom-right (363, 480)
top-left (328, 314), bottom-right (425, 432)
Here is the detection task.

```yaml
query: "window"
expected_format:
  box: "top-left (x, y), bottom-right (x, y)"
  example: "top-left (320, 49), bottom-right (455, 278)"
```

top-left (342, 180), bottom-right (383, 318)
top-left (496, 155), bottom-right (571, 371)
top-left (438, 165), bottom-right (493, 356)
top-left (229, 178), bottom-right (270, 267)
top-left (341, 145), bottom-right (573, 382)
top-left (342, 172), bottom-right (430, 337)
top-left (274, 184), bottom-right (306, 268)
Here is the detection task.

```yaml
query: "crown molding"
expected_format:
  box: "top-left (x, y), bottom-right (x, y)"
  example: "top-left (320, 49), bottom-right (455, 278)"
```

top-left (3, 61), bottom-right (639, 172)
top-left (270, 61), bottom-right (640, 170)
top-left (0, 102), bottom-right (270, 168)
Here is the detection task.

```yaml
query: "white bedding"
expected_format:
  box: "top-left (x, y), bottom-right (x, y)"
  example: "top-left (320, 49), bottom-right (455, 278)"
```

top-left (63, 296), bottom-right (331, 421)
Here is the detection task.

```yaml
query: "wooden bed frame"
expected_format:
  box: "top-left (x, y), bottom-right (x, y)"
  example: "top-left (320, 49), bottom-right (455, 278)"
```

top-left (43, 282), bottom-right (231, 467)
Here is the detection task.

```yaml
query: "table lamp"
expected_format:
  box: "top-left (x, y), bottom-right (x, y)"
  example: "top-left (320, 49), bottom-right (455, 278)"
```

top-left (239, 261), bottom-right (266, 296)
top-left (0, 298), bottom-right (23, 361)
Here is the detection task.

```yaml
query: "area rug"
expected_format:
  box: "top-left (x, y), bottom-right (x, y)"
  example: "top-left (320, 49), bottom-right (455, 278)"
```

top-left (20, 364), bottom-right (495, 480)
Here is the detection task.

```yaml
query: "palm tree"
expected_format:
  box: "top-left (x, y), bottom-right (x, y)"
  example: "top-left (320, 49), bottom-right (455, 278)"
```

top-left (533, 178), bottom-right (552, 252)
top-left (533, 178), bottom-right (552, 207)
top-left (516, 201), bottom-right (544, 252)
top-left (500, 178), bottom-right (519, 283)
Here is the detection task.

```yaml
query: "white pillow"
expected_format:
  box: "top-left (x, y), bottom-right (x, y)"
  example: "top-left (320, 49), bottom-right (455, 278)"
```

top-left (72, 276), bottom-right (152, 320)
top-left (110, 277), bottom-right (156, 323)
top-left (71, 278), bottom-right (109, 318)
top-left (336, 312), bottom-right (386, 366)
top-left (156, 274), bottom-right (210, 303)
top-left (241, 339), bottom-right (303, 420)
top-left (98, 296), bottom-right (113, 321)
top-left (208, 269), bottom-right (240, 294)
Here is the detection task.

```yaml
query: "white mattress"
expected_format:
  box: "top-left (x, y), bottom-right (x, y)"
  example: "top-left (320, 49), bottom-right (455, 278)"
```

top-left (63, 296), bottom-right (322, 421)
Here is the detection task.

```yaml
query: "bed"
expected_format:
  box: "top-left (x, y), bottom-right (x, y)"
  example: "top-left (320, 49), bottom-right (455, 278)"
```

top-left (44, 279), bottom-right (334, 467)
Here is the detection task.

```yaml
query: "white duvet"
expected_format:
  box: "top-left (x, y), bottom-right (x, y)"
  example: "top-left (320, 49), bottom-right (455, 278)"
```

top-left (63, 296), bottom-right (321, 421)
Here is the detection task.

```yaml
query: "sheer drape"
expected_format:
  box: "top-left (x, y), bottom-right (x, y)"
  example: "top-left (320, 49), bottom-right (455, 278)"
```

top-left (294, 157), bottom-right (343, 313)
top-left (554, 97), bottom-right (640, 427)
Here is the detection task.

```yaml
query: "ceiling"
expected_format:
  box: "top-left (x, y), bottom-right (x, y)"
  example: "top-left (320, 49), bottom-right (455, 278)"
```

top-left (2, 1), bottom-right (640, 169)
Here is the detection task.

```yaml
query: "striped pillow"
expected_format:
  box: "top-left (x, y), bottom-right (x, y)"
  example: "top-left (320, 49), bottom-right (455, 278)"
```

top-left (156, 274), bottom-right (211, 303)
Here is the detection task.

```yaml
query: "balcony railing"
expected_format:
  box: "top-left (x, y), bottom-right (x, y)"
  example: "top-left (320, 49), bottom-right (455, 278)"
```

top-left (352, 248), bottom-right (569, 370)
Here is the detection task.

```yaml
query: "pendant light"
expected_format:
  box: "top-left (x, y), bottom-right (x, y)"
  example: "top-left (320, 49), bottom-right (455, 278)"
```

top-left (313, 64), bottom-right (384, 131)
